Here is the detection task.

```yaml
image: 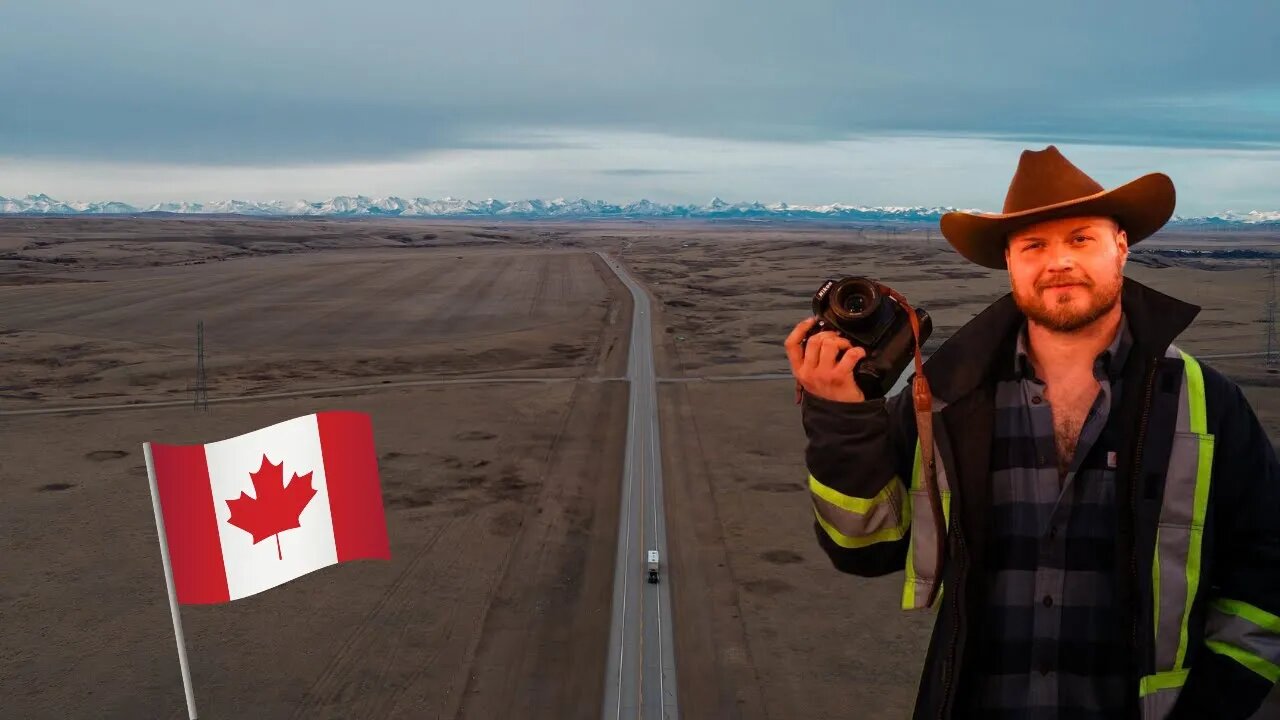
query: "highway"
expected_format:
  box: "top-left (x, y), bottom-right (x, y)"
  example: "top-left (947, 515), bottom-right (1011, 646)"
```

top-left (598, 252), bottom-right (679, 720)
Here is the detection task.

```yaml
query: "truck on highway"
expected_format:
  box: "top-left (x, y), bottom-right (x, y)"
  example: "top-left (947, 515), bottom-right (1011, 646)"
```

top-left (647, 550), bottom-right (660, 583)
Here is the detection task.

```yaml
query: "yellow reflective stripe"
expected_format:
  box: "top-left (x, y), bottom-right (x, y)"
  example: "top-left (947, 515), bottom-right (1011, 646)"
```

top-left (814, 506), bottom-right (908, 548)
top-left (808, 472), bottom-right (901, 515)
top-left (1213, 598), bottom-right (1280, 633)
top-left (1153, 527), bottom-right (1161, 649)
top-left (900, 436), bottom-right (951, 611)
top-left (1207, 640), bottom-right (1280, 683)
top-left (900, 556), bottom-right (917, 608)
top-left (901, 439), bottom-right (922, 610)
top-left (901, 490), bottom-right (952, 610)
top-left (1179, 349), bottom-right (1206, 434)
top-left (1175, 351), bottom-right (1214, 671)
top-left (934, 490), bottom-right (952, 607)
top-left (1138, 669), bottom-right (1189, 697)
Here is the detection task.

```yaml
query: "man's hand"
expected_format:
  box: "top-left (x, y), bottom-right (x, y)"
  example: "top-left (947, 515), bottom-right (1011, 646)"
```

top-left (785, 317), bottom-right (867, 403)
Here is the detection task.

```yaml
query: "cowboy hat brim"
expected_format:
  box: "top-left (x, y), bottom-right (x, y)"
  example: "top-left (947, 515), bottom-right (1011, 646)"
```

top-left (939, 172), bottom-right (1176, 270)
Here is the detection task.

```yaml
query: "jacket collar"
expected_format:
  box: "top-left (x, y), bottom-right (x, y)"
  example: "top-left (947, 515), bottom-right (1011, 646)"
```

top-left (921, 276), bottom-right (1200, 403)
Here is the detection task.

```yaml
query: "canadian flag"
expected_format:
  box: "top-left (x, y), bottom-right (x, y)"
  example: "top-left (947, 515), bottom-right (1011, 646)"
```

top-left (146, 411), bottom-right (390, 605)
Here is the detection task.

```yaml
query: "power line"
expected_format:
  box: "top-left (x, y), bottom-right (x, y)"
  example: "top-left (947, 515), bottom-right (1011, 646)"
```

top-left (1267, 261), bottom-right (1277, 370)
top-left (195, 320), bottom-right (209, 411)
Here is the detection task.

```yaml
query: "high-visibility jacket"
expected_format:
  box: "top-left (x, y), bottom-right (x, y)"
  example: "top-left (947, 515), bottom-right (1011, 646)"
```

top-left (802, 278), bottom-right (1280, 719)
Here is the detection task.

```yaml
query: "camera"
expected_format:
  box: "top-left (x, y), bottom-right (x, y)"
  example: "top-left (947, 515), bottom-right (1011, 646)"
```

top-left (803, 276), bottom-right (933, 399)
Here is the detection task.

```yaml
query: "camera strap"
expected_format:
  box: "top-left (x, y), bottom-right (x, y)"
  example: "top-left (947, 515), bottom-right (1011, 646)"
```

top-left (879, 285), bottom-right (944, 608)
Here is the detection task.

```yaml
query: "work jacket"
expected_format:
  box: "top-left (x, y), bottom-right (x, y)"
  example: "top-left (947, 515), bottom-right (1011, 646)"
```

top-left (801, 277), bottom-right (1280, 719)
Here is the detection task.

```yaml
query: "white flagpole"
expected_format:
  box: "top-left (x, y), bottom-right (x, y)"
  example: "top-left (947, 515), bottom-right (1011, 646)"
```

top-left (143, 441), bottom-right (199, 720)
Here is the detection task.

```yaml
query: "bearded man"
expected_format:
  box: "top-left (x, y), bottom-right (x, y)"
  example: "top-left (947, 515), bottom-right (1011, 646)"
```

top-left (785, 146), bottom-right (1280, 719)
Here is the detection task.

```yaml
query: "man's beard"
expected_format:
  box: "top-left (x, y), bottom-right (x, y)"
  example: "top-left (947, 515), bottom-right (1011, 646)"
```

top-left (1013, 272), bottom-right (1122, 333)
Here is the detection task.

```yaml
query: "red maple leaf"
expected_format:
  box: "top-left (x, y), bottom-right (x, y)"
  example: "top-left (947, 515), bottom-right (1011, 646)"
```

top-left (226, 454), bottom-right (317, 560)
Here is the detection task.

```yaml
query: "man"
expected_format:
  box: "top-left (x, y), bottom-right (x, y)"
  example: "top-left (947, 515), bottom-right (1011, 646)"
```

top-left (785, 146), bottom-right (1280, 719)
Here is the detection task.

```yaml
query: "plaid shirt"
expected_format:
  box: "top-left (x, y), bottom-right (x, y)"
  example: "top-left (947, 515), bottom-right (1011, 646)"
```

top-left (973, 313), bottom-right (1134, 719)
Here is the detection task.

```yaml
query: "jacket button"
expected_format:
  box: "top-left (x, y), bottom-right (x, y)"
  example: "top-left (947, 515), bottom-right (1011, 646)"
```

top-left (1032, 395), bottom-right (1043, 404)
top-left (1043, 595), bottom-right (1054, 608)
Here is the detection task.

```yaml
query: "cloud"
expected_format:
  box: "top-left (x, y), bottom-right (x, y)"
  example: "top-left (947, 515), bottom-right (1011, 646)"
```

top-left (597, 168), bottom-right (698, 177)
top-left (1, 0), bottom-right (1276, 165)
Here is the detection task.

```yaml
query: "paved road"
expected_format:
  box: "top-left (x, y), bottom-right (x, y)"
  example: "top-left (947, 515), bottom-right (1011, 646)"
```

top-left (598, 252), bottom-right (679, 720)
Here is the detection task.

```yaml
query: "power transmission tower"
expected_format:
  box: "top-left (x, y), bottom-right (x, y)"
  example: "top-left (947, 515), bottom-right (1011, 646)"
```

top-left (195, 320), bottom-right (209, 411)
top-left (1265, 261), bottom-right (1278, 369)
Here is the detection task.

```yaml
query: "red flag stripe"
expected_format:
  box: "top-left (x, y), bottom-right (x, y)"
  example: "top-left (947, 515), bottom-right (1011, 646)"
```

top-left (317, 411), bottom-right (391, 562)
top-left (151, 443), bottom-right (230, 604)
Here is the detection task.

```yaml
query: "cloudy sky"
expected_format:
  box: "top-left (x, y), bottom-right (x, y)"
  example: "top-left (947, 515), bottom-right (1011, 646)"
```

top-left (2, 1), bottom-right (1277, 215)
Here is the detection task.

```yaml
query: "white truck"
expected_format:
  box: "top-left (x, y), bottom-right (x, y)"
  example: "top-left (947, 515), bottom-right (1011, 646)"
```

top-left (647, 550), bottom-right (660, 584)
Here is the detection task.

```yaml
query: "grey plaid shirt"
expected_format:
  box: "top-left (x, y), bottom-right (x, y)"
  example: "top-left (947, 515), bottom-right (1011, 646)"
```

top-left (973, 313), bottom-right (1134, 719)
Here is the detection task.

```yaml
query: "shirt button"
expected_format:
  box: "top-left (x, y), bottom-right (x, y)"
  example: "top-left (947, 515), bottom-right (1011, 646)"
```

top-left (1032, 395), bottom-right (1042, 404)
top-left (1043, 595), bottom-right (1054, 608)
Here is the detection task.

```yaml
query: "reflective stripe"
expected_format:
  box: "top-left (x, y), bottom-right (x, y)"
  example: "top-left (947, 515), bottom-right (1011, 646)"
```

top-left (1182, 348), bottom-right (1207, 434)
top-left (1206, 599), bottom-right (1280, 683)
top-left (808, 472), bottom-right (910, 549)
top-left (814, 511), bottom-right (907, 548)
top-left (901, 439), bottom-right (922, 609)
top-left (1152, 527), bottom-right (1160, 647)
top-left (1177, 349), bottom-right (1212, 671)
top-left (808, 479), bottom-right (911, 545)
top-left (1139, 671), bottom-right (1187, 719)
top-left (902, 435), bottom-right (952, 610)
top-left (809, 472), bottom-right (902, 515)
top-left (1214, 598), bottom-right (1280, 632)
top-left (1142, 346), bottom-right (1214, 719)
top-left (1206, 641), bottom-right (1280, 683)
top-left (1139, 669), bottom-right (1189, 697)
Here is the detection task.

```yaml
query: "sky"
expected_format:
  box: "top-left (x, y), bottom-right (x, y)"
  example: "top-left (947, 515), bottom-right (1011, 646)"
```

top-left (2, 1), bottom-right (1277, 216)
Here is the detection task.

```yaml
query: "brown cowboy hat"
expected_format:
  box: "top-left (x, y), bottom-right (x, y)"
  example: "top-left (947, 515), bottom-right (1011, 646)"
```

top-left (939, 145), bottom-right (1176, 269)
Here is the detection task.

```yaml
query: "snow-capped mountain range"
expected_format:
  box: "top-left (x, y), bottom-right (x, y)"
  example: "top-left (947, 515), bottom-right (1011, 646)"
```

top-left (1, 193), bottom-right (1277, 225)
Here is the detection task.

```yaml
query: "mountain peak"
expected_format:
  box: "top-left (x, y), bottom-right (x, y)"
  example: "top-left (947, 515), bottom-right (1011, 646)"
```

top-left (0, 194), bottom-right (1276, 226)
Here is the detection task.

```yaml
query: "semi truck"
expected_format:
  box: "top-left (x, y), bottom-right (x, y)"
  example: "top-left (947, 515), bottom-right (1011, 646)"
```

top-left (647, 550), bottom-right (660, 584)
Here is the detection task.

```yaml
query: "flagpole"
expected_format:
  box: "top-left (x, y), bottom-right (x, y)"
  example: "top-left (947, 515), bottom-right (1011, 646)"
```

top-left (143, 442), bottom-right (199, 720)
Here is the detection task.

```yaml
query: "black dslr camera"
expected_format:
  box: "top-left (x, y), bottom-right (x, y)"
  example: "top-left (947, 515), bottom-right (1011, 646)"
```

top-left (803, 277), bottom-right (933, 399)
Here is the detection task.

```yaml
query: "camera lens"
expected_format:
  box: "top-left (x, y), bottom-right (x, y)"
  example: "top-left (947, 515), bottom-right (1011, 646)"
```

top-left (831, 278), bottom-right (878, 322)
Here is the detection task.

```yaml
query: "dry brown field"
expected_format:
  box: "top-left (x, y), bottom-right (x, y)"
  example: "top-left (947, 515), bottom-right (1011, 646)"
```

top-left (2, 217), bottom-right (1278, 718)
